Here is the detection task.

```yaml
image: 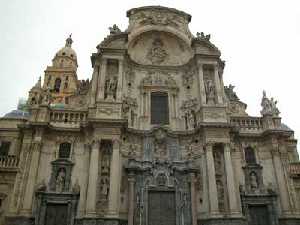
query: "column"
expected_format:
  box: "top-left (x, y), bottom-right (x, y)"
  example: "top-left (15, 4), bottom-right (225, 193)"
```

top-left (127, 172), bottom-right (135, 225)
top-left (97, 58), bottom-right (107, 100)
top-left (197, 62), bottom-right (206, 105)
top-left (116, 59), bottom-right (124, 100)
top-left (190, 173), bottom-right (198, 225)
top-left (213, 64), bottom-right (223, 104)
top-left (206, 143), bottom-right (219, 215)
top-left (85, 140), bottom-right (100, 216)
top-left (224, 144), bottom-right (240, 215)
top-left (90, 65), bottom-right (100, 105)
top-left (272, 147), bottom-right (291, 215)
top-left (108, 139), bottom-right (121, 217)
top-left (20, 142), bottom-right (42, 215)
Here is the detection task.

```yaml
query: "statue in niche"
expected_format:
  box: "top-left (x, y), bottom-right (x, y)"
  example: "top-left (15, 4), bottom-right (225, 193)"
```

top-left (250, 172), bottom-right (258, 191)
top-left (100, 177), bottom-right (109, 198)
top-left (260, 90), bottom-right (280, 116)
top-left (56, 168), bottom-right (66, 193)
top-left (101, 154), bottom-right (110, 174)
top-left (205, 79), bottom-right (215, 104)
top-left (104, 77), bottom-right (118, 100)
top-left (146, 38), bottom-right (168, 65)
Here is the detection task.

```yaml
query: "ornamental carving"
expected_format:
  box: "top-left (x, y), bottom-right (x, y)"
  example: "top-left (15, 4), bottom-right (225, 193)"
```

top-left (182, 68), bottom-right (196, 89)
top-left (140, 71), bottom-right (178, 89)
top-left (146, 38), bottom-right (168, 65)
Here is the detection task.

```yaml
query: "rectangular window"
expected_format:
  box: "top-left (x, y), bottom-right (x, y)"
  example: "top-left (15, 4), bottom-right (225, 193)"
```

top-left (0, 141), bottom-right (10, 156)
top-left (151, 92), bottom-right (169, 125)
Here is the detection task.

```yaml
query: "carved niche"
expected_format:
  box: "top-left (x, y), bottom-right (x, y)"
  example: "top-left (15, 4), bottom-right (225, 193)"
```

top-left (104, 59), bottom-right (119, 100)
top-left (122, 96), bottom-right (138, 127)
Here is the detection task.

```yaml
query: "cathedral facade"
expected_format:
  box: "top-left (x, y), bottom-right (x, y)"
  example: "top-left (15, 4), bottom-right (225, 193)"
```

top-left (1, 6), bottom-right (300, 225)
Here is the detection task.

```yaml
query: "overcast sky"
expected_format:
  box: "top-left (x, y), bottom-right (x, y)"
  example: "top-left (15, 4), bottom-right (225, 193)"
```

top-left (0, 0), bottom-right (299, 152)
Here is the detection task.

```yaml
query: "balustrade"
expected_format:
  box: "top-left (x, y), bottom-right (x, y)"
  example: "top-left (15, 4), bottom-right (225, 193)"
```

top-left (49, 110), bottom-right (87, 124)
top-left (0, 155), bottom-right (19, 168)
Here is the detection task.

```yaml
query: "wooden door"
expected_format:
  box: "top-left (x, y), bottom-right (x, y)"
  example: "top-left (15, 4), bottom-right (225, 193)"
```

top-left (248, 205), bottom-right (271, 225)
top-left (148, 191), bottom-right (176, 225)
top-left (45, 203), bottom-right (68, 225)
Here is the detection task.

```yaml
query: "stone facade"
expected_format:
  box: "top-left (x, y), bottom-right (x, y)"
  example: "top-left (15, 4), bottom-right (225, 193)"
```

top-left (0, 5), bottom-right (300, 225)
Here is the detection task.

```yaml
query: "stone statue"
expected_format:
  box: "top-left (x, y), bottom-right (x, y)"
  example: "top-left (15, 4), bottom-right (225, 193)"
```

top-left (56, 168), bottom-right (66, 192)
top-left (250, 172), bottom-right (258, 191)
top-left (101, 154), bottom-right (110, 174)
top-left (100, 177), bottom-right (109, 197)
top-left (35, 179), bottom-right (47, 192)
top-left (260, 90), bottom-right (280, 116)
top-left (205, 80), bottom-right (215, 104)
top-left (105, 77), bottom-right (118, 100)
top-left (109, 24), bottom-right (121, 34)
top-left (196, 32), bottom-right (211, 41)
top-left (42, 88), bottom-right (52, 105)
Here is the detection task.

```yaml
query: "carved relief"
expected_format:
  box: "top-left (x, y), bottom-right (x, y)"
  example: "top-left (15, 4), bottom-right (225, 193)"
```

top-left (146, 38), bottom-right (168, 65)
top-left (140, 71), bottom-right (178, 90)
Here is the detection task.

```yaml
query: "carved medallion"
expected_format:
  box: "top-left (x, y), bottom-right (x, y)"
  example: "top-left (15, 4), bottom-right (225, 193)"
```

top-left (146, 38), bottom-right (168, 65)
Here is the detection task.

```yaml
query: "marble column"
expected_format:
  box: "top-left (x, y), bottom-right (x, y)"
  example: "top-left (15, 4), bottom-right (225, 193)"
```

top-left (108, 139), bottom-right (121, 217)
top-left (224, 144), bottom-right (240, 215)
top-left (97, 58), bottom-right (107, 100)
top-left (197, 62), bottom-right (206, 105)
top-left (206, 143), bottom-right (219, 215)
top-left (90, 65), bottom-right (100, 105)
top-left (127, 172), bottom-right (135, 225)
top-left (190, 173), bottom-right (198, 225)
top-left (20, 142), bottom-right (42, 215)
top-left (85, 140), bottom-right (100, 216)
top-left (213, 64), bottom-right (223, 104)
top-left (116, 59), bottom-right (124, 100)
top-left (272, 146), bottom-right (291, 215)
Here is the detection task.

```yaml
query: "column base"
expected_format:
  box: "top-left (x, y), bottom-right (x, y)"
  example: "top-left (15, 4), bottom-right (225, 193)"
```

top-left (279, 218), bottom-right (300, 225)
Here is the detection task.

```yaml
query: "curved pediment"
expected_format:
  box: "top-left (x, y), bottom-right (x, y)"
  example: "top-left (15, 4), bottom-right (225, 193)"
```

top-left (128, 31), bottom-right (193, 66)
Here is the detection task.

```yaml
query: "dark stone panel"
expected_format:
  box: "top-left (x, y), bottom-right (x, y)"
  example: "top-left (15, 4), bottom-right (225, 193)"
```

top-left (5, 216), bottom-right (34, 225)
top-left (279, 218), bottom-right (300, 225)
top-left (198, 218), bottom-right (247, 225)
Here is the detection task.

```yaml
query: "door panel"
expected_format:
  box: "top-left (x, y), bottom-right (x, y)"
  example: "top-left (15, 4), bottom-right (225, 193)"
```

top-left (148, 191), bottom-right (176, 225)
top-left (45, 203), bottom-right (68, 225)
top-left (248, 205), bottom-right (271, 225)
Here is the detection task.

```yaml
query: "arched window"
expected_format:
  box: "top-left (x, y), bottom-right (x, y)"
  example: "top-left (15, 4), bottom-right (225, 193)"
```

top-left (245, 147), bottom-right (256, 164)
top-left (54, 78), bottom-right (61, 92)
top-left (59, 142), bottom-right (71, 158)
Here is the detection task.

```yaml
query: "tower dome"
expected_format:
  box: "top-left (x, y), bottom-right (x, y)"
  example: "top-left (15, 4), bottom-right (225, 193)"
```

top-left (53, 34), bottom-right (78, 68)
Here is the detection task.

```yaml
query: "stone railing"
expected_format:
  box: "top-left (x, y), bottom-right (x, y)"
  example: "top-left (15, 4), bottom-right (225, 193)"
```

top-left (289, 162), bottom-right (300, 177)
top-left (49, 110), bottom-right (87, 124)
top-left (0, 155), bottom-right (19, 169)
top-left (230, 116), bottom-right (264, 132)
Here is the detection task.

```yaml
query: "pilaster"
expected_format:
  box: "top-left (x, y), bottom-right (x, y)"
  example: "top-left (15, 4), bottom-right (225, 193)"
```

top-left (205, 143), bottom-right (219, 216)
top-left (213, 64), bottom-right (223, 104)
top-left (107, 139), bottom-right (121, 217)
top-left (97, 58), bottom-right (107, 101)
top-left (85, 140), bottom-right (100, 217)
top-left (197, 62), bottom-right (206, 105)
top-left (224, 144), bottom-right (241, 216)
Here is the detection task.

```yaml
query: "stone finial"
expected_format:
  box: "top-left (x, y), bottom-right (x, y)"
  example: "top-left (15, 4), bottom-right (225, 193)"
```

top-left (260, 90), bottom-right (280, 116)
top-left (65, 34), bottom-right (73, 47)
top-left (109, 24), bottom-right (121, 35)
top-left (196, 32), bottom-right (211, 41)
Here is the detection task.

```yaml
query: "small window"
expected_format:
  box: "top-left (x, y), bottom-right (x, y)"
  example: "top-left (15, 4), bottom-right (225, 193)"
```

top-left (0, 141), bottom-right (11, 156)
top-left (151, 92), bottom-right (169, 125)
top-left (54, 78), bottom-right (61, 92)
top-left (245, 147), bottom-right (256, 164)
top-left (59, 142), bottom-right (71, 158)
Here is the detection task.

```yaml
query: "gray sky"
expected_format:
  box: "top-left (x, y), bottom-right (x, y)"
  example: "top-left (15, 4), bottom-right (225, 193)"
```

top-left (0, 0), bottom-right (300, 152)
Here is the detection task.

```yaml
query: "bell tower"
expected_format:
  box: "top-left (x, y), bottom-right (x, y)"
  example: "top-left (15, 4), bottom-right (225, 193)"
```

top-left (43, 35), bottom-right (79, 105)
